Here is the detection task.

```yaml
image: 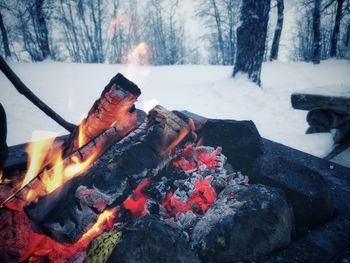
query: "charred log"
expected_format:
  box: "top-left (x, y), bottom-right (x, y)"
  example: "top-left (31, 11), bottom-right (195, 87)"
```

top-left (25, 106), bottom-right (191, 243)
top-left (65, 73), bottom-right (141, 154)
top-left (3, 109), bottom-right (146, 211)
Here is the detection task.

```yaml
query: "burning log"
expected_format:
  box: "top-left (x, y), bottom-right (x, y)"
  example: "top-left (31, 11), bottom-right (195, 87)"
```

top-left (2, 73), bottom-right (143, 210)
top-left (25, 106), bottom-right (192, 243)
top-left (3, 109), bottom-right (145, 211)
top-left (64, 73), bottom-right (141, 154)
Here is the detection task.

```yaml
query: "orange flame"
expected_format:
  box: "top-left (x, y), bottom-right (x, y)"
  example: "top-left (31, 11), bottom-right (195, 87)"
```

top-left (38, 149), bottom-right (98, 197)
top-left (80, 208), bottom-right (117, 242)
top-left (21, 131), bottom-right (57, 189)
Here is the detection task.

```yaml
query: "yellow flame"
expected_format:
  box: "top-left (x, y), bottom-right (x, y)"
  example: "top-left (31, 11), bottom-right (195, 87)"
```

top-left (21, 131), bottom-right (57, 189)
top-left (41, 150), bottom-right (97, 195)
top-left (80, 208), bottom-right (116, 241)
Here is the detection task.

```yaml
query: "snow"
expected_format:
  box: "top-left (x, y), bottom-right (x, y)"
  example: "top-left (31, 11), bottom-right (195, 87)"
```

top-left (1, 59), bottom-right (349, 162)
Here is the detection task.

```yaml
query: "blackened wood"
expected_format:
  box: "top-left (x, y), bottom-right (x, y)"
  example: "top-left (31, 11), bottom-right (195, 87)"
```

top-left (2, 109), bottom-right (146, 210)
top-left (65, 73), bottom-right (141, 154)
top-left (291, 93), bottom-right (350, 115)
top-left (0, 55), bottom-right (76, 132)
top-left (25, 106), bottom-right (191, 243)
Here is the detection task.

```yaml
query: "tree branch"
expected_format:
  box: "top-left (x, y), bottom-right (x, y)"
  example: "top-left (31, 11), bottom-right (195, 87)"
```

top-left (0, 55), bottom-right (76, 133)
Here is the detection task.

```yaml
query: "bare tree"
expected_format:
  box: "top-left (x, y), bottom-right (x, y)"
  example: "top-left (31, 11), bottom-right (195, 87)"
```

top-left (233, 0), bottom-right (271, 86)
top-left (270, 0), bottom-right (284, 61)
top-left (0, 11), bottom-right (11, 58)
top-left (330, 0), bottom-right (345, 57)
top-left (35, 0), bottom-right (51, 59)
top-left (312, 0), bottom-right (322, 64)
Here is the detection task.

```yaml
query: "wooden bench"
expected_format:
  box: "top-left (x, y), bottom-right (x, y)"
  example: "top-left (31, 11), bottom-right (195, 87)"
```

top-left (291, 85), bottom-right (350, 162)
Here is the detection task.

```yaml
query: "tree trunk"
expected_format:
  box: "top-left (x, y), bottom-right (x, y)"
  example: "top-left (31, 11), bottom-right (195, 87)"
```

top-left (211, 0), bottom-right (225, 65)
top-left (35, 0), bottom-right (51, 59)
top-left (312, 0), bottom-right (321, 64)
top-left (233, 0), bottom-right (270, 86)
top-left (0, 12), bottom-right (11, 58)
top-left (330, 0), bottom-right (344, 57)
top-left (270, 0), bottom-right (284, 61)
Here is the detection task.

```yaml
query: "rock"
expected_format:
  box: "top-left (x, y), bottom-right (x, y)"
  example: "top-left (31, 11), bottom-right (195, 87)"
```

top-left (174, 112), bottom-right (263, 175)
top-left (107, 216), bottom-right (200, 263)
top-left (251, 141), bottom-right (334, 235)
top-left (198, 119), bottom-right (263, 175)
top-left (191, 184), bottom-right (293, 262)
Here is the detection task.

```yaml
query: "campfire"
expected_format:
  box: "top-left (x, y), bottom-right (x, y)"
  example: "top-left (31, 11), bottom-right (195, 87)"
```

top-left (2, 72), bottom-right (339, 263)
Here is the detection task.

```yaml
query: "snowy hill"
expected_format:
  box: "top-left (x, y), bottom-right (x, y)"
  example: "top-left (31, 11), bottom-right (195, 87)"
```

top-left (1, 59), bottom-right (349, 161)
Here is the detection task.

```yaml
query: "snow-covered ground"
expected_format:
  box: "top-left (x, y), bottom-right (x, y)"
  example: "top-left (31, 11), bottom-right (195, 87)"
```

top-left (1, 59), bottom-right (349, 163)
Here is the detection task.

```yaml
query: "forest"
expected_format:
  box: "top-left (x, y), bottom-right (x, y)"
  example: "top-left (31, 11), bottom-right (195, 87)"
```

top-left (0, 0), bottom-right (350, 86)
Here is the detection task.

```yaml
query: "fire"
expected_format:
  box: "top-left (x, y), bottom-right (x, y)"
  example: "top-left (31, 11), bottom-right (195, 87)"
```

top-left (21, 131), bottom-right (57, 189)
top-left (123, 179), bottom-right (150, 217)
top-left (39, 149), bottom-right (98, 196)
top-left (163, 177), bottom-right (217, 216)
top-left (80, 208), bottom-right (117, 242)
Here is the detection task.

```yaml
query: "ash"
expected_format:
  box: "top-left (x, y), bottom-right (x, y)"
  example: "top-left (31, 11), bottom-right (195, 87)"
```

top-left (140, 145), bottom-right (249, 231)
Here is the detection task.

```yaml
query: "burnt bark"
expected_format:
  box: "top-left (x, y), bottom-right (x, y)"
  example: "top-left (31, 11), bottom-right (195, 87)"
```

top-left (312, 0), bottom-right (322, 64)
top-left (330, 0), bottom-right (345, 57)
top-left (35, 0), bottom-right (51, 59)
top-left (270, 0), bottom-right (284, 61)
top-left (25, 106), bottom-right (191, 243)
top-left (233, 0), bottom-right (270, 86)
top-left (0, 12), bottom-right (11, 58)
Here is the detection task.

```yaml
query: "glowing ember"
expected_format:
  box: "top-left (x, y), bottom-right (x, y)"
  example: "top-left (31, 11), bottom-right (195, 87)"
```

top-left (123, 179), bottom-right (150, 217)
top-left (163, 177), bottom-right (217, 216)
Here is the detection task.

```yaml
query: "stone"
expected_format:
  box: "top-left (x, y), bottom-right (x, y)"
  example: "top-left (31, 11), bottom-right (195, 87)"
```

top-left (107, 216), bottom-right (200, 263)
top-left (191, 184), bottom-right (293, 262)
top-left (175, 111), bottom-right (263, 176)
top-left (251, 139), bottom-right (334, 235)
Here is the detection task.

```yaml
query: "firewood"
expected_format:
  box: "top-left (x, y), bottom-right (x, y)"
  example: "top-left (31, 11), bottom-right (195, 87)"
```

top-left (64, 73), bottom-right (141, 155)
top-left (2, 109), bottom-right (146, 211)
top-left (25, 105), bottom-right (192, 243)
